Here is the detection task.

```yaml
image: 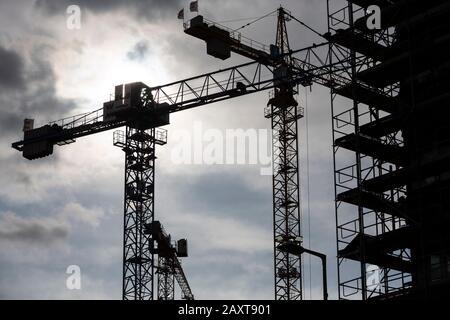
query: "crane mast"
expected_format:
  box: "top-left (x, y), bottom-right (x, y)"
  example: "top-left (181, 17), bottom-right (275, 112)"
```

top-left (270, 7), bottom-right (303, 300)
top-left (114, 126), bottom-right (162, 300)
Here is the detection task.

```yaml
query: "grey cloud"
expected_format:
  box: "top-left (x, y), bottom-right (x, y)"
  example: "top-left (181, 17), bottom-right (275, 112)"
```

top-left (34, 0), bottom-right (183, 21)
top-left (186, 251), bottom-right (273, 299)
top-left (0, 202), bottom-right (107, 247)
top-left (0, 44), bottom-right (75, 136)
top-left (0, 215), bottom-right (68, 244)
top-left (158, 168), bottom-right (272, 227)
top-left (0, 46), bottom-right (25, 89)
top-left (127, 41), bottom-right (150, 61)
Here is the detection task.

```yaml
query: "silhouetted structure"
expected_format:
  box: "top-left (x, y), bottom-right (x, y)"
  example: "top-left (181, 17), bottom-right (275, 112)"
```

top-left (327, 0), bottom-right (450, 299)
top-left (11, 0), bottom-right (450, 300)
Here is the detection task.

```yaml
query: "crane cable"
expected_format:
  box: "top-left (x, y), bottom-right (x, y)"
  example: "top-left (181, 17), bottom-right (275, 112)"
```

top-left (231, 9), bottom-right (278, 32)
top-left (215, 16), bottom-right (270, 24)
top-left (287, 13), bottom-right (327, 40)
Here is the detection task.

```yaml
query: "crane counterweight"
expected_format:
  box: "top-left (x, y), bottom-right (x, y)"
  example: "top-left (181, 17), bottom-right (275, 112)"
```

top-left (22, 124), bottom-right (61, 160)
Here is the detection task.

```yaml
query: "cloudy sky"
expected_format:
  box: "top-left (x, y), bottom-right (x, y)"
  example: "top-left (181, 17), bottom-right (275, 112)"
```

top-left (0, 0), bottom-right (346, 299)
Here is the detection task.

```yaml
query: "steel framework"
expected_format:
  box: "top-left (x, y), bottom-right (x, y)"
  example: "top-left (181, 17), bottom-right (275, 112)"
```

top-left (157, 256), bottom-right (175, 300)
top-left (327, 0), bottom-right (411, 299)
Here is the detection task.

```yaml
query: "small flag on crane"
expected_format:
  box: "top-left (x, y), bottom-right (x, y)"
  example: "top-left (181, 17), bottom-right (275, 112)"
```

top-left (177, 8), bottom-right (184, 19)
top-left (189, 1), bottom-right (199, 12)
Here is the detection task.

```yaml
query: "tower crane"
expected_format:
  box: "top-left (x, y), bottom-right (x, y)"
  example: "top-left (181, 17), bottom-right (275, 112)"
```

top-left (184, 9), bottom-right (306, 300)
top-left (146, 221), bottom-right (194, 300)
top-left (11, 7), bottom-right (387, 299)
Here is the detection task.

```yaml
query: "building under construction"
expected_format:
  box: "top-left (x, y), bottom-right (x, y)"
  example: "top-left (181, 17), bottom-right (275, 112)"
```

top-left (10, 0), bottom-right (450, 300)
top-left (328, 0), bottom-right (450, 299)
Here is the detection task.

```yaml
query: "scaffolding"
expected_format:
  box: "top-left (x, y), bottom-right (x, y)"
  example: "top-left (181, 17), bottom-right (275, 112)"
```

top-left (327, 0), bottom-right (411, 299)
top-left (329, 0), bottom-right (450, 299)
